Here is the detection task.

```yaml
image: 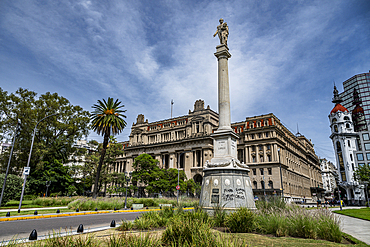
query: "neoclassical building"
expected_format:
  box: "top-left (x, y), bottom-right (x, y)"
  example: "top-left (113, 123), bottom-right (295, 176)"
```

top-left (320, 158), bottom-right (337, 200)
top-left (111, 100), bottom-right (323, 203)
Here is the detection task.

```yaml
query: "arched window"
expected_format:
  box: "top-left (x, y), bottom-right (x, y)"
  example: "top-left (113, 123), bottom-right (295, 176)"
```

top-left (336, 141), bottom-right (341, 152)
top-left (268, 181), bottom-right (273, 189)
top-left (332, 118), bottom-right (337, 123)
top-left (348, 140), bottom-right (351, 147)
top-left (334, 125), bottom-right (338, 132)
top-left (253, 181), bottom-right (257, 189)
top-left (346, 123), bottom-right (350, 128)
top-left (344, 116), bottom-right (350, 120)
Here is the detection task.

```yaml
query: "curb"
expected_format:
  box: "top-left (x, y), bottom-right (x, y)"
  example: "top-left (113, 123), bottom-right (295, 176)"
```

top-left (0, 208), bottom-right (160, 222)
top-left (0, 208), bottom-right (194, 222)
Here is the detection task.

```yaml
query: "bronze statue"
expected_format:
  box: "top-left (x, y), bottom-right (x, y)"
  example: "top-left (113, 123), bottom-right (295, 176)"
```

top-left (213, 18), bottom-right (229, 46)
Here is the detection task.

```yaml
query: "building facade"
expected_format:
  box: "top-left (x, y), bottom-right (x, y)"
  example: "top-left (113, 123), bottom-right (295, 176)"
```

top-left (112, 100), bottom-right (323, 203)
top-left (320, 158), bottom-right (337, 200)
top-left (340, 71), bottom-right (370, 126)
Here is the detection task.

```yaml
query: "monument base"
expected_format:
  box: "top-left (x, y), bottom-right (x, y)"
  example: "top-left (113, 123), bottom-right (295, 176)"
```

top-left (199, 168), bottom-right (256, 213)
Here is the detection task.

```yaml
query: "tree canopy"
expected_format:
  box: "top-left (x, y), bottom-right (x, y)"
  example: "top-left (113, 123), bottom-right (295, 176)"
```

top-left (0, 87), bottom-right (90, 195)
top-left (90, 97), bottom-right (127, 198)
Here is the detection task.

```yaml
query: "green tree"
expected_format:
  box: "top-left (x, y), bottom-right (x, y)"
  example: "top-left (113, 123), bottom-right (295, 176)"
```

top-left (132, 153), bottom-right (187, 196)
top-left (354, 163), bottom-right (370, 183)
top-left (0, 174), bottom-right (23, 204)
top-left (0, 88), bottom-right (90, 195)
top-left (90, 98), bottom-right (127, 198)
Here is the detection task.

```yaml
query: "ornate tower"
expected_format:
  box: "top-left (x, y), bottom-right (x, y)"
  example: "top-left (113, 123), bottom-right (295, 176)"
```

top-left (329, 86), bottom-right (362, 203)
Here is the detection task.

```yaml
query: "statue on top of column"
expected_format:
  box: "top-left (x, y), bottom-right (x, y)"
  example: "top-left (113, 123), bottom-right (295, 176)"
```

top-left (213, 18), bottom-right (229, 46)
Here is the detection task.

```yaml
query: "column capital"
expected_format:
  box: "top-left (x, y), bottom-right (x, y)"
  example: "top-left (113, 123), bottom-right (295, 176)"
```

top-left (214, 44), bottom-right (231, 59)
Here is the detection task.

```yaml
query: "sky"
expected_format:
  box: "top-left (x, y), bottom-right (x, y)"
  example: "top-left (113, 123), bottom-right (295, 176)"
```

top-left (0, 0), bottom-right (369, 164)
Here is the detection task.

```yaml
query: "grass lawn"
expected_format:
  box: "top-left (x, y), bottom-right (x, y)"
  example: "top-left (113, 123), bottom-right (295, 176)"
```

top-left (334, 208), bottom-right (370, 221)
top-left (1, 200), bottom-right (43, 209)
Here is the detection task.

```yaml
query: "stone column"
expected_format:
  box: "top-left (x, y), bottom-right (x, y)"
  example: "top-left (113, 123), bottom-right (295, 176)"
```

top-left (214, 44), bottom-right (232, 131)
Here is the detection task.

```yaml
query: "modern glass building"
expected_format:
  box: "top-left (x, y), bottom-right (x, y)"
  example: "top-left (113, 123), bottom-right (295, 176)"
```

top-left (340, 71), bottom-right (370, 125)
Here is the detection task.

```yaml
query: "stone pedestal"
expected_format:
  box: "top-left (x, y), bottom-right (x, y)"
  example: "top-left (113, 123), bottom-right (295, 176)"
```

top-left (200, 169), bottom-right (256, 211)
top-left (199, 31), bottom-right (255, 212)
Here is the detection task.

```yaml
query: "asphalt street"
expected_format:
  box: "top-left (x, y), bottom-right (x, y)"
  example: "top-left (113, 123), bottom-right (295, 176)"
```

top-left (0, 211), bottom-right (142, 242)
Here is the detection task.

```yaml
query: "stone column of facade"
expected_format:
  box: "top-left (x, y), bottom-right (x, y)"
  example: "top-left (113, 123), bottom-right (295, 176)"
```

top-left (199, 20), bottom-right (255, 212)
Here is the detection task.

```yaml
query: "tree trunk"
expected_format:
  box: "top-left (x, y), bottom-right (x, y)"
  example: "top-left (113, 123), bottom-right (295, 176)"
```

top-left (92, 133), bottom-right (109, 198)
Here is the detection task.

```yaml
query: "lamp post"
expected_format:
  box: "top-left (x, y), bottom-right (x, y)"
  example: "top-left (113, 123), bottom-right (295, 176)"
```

top-left (278, 148), bottom-right (284, 200)
top-left (0, 119), bottom-right (21, 208)
top-left (18, 113), bottom-right (58, 212)
top-left (124, 171), bottom-right (132, 209)
top-left (177, 151), bottom-right (190, 205)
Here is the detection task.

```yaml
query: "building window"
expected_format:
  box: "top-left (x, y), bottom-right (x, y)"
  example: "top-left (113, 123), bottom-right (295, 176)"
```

top-left (357, 153), bottom-right (364, 161)
top-left (344, 116), bottom-right (350, 120)
top-left (259, 145), bottom-right (263, 151)
top-left (346, 123), bottom-right (350, 128)
top-left (357, 137), bottom-right (362, 151)
top-left (253, 181), bottom-right (257, 189)
top-left (350, 154), bottom-right (353, 161)
top-left (366, 153), bottom-right (370, 160)
top-left (363, 133), bottom-right (370, 141)
top-left (352, 163), bottom-right (355, 171)
top-left (332, 118), bottom-right (337, 123)
top-left (258, 133), bottom-right (262, 138)
top-left (261, 181), bottom-right (265, 189)
top-left (252, 146), bottom-right (256, 152)
top-left (336, 141), bottom-right (341, 152)
top-left (334, 125), bottom-right (338, 132)
top-left (266, 132), bottom-right (269, 137)
top-left (253, 169), bottom-right (256, 175)
top-left (267, 144), bottom-right (271, 150)
top-left (252, 156), bottom-right (256, 163)
top-left (267, 155), bottom-right (272, 162)
top-left (250, 134), bottom-right (254, 139)
top-left (260, 156), bottom-right (264, 162)
top-left (268, 181), bottom-right (273, 189)
top-left (268, 168), bottom-right (272, 175)
top-left (348, 140), bottom-right (351, 147)
top-left (260, 168), bottom-right (264, 175)
top-left (365, 143), bottom-right (370, 150)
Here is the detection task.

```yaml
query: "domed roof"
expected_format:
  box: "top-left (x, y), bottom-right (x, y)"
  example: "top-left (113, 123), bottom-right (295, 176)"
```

top-left (353, 105), bottom-right (364, 114)
top-left (331, 104), bottom-right (349, 114)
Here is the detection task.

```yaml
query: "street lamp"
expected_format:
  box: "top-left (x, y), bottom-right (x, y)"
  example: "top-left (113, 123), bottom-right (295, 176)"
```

top-left (278, 148), bottom-right (284, 199)
top-left (0, 119), bottom-right (21, 208)
top-left (18, 113), bottom-right (59, 212)
top-left (177, 151), bottom-right (191, 205)
top-left (124, 171), bottom-right (132, 209)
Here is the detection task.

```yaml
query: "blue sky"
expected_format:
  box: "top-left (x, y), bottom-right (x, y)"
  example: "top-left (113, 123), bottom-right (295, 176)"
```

top-left (1, 0), bottom-right (369, 164)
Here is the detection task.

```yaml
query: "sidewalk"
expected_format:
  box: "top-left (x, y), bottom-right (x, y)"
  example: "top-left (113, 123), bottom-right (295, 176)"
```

top-left (331, 207), bottom-right (370, 245)
top-left (0, 206), bottom-right (67, 213)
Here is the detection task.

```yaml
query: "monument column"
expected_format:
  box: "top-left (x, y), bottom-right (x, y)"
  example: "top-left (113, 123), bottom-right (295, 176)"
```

top-left (215, 44), bottom-right (232, 130)
top-left (199, 19), bottom-right (255, 212)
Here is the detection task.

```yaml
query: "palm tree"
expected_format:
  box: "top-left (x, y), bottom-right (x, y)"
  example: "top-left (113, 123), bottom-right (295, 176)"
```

top-left (91, 98), bottom-right (127, 198)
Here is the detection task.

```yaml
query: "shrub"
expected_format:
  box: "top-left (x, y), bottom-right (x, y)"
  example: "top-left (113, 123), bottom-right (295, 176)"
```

top-left (106, 233), bottom-right (161, 247)
top-left (0, 174), bottom-right (23, 204)
top-left (118, 220), bottom-right (134, 231)
top-left (212, 204), bottom-right (227, 227)
top-left (257, 211), bottom-right (288, 237)
top-left (226, 207), bottom-right (256, 233)
top-left (162, 214), bottom-right (215, 247)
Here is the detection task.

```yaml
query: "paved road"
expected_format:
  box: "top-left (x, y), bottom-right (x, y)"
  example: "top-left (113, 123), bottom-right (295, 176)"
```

top-left (0, 211), bottom-right (142, 242)
top-left (331, 207), bottom-right (370, 245)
